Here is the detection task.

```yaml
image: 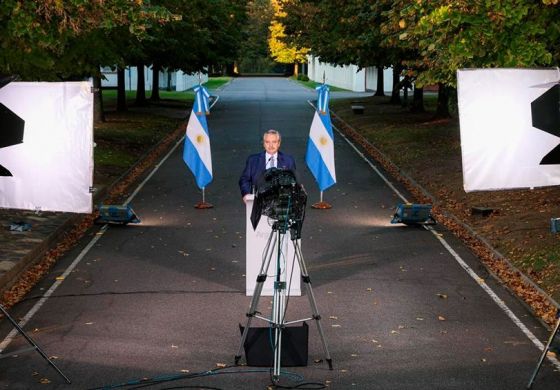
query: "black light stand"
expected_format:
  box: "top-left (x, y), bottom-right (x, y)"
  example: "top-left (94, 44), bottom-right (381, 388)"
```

top-left (527, 310), bottom-right (560, 389)
top-left (0, 304), bottom-right (71, 384)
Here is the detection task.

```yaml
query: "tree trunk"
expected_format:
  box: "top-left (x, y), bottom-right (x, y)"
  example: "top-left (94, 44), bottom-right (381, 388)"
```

top-left (390, 63), bottom-right (403, 105)
top-left (374, 65), bottom-right (385, 97)
top-left (165, 69), bottom-right (173, 91)
top-left (293, 63), bottom-right (299, 77)
top-left (117, 67), bottom-right (127, 112)
top-left (435, 83), bottom-right (451, 118)
top-left (135, 63), bottom-right (147, 106)
top-left (92, 75), bottom-right (105, 123)
top-left (410, 85), bottom-right (425, 113)
top-left (150, 63), bottom-right (161, 101)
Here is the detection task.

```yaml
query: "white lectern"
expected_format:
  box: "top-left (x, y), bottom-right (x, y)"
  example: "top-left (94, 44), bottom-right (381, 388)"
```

top-left (245, 195), bottom-right (301, 296)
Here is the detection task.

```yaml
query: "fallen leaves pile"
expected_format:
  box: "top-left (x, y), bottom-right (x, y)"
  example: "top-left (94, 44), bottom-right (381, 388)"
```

top-left (332, 113), bottom-right (558, 326)
top-left (1, 122), bottom-right (187, 310)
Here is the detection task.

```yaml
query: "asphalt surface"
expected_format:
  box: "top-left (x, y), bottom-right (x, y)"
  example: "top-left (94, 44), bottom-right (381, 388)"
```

top-left (1, 77), bottom-right (559, 389)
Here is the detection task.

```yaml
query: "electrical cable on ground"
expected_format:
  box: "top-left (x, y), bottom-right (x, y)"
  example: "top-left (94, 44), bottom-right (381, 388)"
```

top-left (88, 365), bottom-right (324, 390)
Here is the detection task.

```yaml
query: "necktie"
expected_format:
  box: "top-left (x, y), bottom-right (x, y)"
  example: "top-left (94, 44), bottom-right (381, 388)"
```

top-left (270, 155), bottom-right (275, 169)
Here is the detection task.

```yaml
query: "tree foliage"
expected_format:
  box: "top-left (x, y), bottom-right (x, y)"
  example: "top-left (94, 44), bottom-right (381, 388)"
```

top-left (280, 0), bottom-right (560, 89)
top-left (0, 0), bottom-right (173, 80)
top-left (268, 0), bottom-right (308, 66)
top-left (0, 0), bottom-right (248, 81)
top-left (397, 0), bottom-right (556, 87)
top-left (237, 0), bottom-right (276, 73)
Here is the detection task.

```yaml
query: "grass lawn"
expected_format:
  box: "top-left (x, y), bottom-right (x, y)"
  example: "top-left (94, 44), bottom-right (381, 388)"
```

top-left (290, 76), bottom-right (349, 92)
top-left (94, 77), bottom-right (231, 188)
top-left (101, 76), bottom-right (231, 105)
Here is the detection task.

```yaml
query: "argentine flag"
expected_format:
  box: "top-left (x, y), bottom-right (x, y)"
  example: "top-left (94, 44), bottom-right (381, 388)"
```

top-left (183, 85), bottom-right (212, 189)
top-left (306, 84), bottom-right (336, 191)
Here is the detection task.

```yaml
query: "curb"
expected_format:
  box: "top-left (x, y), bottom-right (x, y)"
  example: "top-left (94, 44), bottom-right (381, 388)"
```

top-left (0, 213), bottom-right (83, 294)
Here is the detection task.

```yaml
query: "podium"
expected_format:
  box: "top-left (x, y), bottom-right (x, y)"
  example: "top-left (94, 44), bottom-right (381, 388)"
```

top-left (245, 195), bottom-right (301, 296)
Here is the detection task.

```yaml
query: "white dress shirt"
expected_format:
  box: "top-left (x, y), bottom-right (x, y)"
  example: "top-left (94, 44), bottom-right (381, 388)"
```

top-left (266, 153), bottom-right (277, 169)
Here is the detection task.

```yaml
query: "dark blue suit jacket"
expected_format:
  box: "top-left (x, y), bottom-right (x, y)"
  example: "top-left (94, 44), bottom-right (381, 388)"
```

top-left (239, 151), bottom-right (296, 197)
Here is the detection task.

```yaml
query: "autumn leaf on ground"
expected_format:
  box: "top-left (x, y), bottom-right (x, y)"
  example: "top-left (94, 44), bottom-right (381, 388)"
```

top-left (438, 315), bottom-right (446, 321)
top-left (437, 293), bottom-right (448, 299)
top-left (39, 378), bottom-right (51, 384)
top-left (216, 363), bottom-right (227, 368)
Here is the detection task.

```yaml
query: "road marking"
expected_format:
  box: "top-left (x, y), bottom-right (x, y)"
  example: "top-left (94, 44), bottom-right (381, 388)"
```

top-left (331, 110), bottom-right (560, 370)
top-left (0, 94), bottom-right (222, 352)
top-left (0, 226), bottom-right (108, 353)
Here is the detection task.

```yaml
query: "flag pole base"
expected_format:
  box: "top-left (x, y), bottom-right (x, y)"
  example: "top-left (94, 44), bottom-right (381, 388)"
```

top-left (194, 202), bottom-right (213, 209)
top-left (311, 201), bottom-right (332, 209)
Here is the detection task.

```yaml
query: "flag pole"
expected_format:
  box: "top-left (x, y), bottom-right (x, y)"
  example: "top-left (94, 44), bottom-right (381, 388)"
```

top-left (195, 187), bottom-right (213, 209)
top-left (312, 74), bottom-right (333, 209)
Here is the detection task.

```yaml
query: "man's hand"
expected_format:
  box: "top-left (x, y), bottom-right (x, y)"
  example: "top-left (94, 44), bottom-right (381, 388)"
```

top-left (243, 194), bottom-right (251, 204)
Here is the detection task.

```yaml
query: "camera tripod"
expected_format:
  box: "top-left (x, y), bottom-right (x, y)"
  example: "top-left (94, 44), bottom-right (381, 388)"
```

top-left (235, 218), bottom-right (333, 382)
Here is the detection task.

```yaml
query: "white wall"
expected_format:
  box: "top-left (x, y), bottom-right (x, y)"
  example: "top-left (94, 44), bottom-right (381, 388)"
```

top-left (101, 66), bottom-right (207, 91)
top-left (175, 70), bottom-right (208, 91)
top-left (308, 56), bottom-right (365, 91)
top-left (364, 66), bottom-right (394, 94)
top-left (307, 55), bottom-right (394, 93)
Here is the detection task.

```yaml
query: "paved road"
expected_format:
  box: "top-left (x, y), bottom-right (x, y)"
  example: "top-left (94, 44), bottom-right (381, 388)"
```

top-left (1, 77), bottom-right (559, 389)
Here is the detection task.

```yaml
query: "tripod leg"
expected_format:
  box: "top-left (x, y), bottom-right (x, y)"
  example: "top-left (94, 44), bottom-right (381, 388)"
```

top-left (235, 230), bottom-right (276, 365)
top-left (293, 240), bottom-right (333, 370)
top-left (0, 305), bottom-right (71, 384)
top-left (271, 229), bottom-right (289, 382)
top-left (527, 313), bottom-right (560, 389)
top-left (272, 276), bottom-right (286, 382)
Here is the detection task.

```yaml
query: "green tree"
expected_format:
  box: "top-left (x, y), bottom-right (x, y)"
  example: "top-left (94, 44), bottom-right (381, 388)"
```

top-left (407, 0), bottom-right (553, 88)
top-left (144, 0), bottom-right (246, 97)
top-left (237, 0), bottom-right (276, 73)
top-left (0, 0), bottom-right (172, 80)
top-left (281, 1), bottom-right (400, 97)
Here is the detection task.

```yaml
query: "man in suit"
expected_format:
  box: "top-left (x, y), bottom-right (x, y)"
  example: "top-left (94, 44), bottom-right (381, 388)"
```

top-left (239, 129), bottom-right (296, 203)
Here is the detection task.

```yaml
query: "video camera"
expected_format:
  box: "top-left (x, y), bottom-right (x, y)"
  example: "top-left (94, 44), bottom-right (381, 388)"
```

top-left (250, 168), bottom-right (307, 239)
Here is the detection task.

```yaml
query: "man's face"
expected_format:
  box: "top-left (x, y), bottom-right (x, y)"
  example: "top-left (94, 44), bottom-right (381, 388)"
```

top-left (263, 133), bottom-right (281, 155)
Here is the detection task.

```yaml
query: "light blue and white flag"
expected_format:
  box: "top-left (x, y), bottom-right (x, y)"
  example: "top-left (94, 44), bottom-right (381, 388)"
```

top-left (183, 85), bottom-right (212, 189)
top-left (306, 84), bottom-right (336, 191)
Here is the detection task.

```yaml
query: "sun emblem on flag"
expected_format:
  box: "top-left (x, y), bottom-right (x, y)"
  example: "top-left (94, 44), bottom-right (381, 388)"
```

top-left (319, 136), bottom-right (329, 146)
top-left (196, 134), bottom-right (205, 144)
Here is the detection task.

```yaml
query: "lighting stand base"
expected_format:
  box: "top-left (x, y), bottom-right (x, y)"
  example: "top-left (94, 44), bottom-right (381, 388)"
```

top-left (311, 201), bottom-right (332, 209)
top-left (194, 202), bottom-right (213, 209)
